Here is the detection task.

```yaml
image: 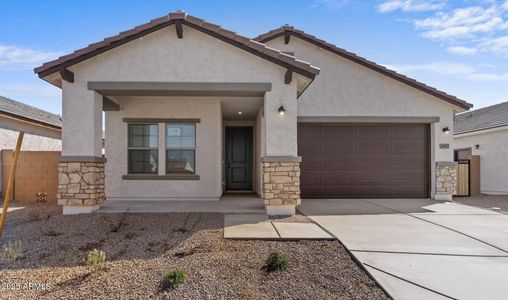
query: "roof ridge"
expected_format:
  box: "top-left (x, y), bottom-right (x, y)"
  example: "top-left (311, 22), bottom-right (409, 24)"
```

top-left (34, 12), bottom-right (319, 84)
top-left (456, 100), bottom-right (508, 118)
top-left (254, 25), bottom-right (473, 110)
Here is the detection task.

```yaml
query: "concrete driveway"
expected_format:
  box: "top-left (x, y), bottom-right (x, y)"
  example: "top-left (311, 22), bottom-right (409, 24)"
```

top-left (299, 198), bottom-right (508, 300)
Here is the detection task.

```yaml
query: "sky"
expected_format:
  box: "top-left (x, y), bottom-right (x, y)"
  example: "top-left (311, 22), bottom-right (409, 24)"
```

top-left (1, 0), bottom-right (507, 114)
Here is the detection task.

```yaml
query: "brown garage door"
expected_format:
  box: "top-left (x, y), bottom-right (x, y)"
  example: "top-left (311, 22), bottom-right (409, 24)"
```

top-left (298, 124), bottom-right (429, 198)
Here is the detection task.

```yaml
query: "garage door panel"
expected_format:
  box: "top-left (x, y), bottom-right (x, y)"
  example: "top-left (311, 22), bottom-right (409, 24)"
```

top-left (321, 125), bottom-right (356, 137)
top-left (298, 124), bottom-right (429, 199)
top-left (356, 171), bottom-right (392, 185)
top-left (300, 156), bottom-right (321, 170)
top-left (392, 124), bottom-right (426, 136)
top-left (301, 170), bottom-right (321, 185)
top-left (321, 171), bottom-right (356, 184)
top-left (357, 139), bottom-right (391, 153)
top-left (322, 186), bottom-right (357, 198)
top-left (321, 156), bottom-right (357, 169)
top-left (358, 125), bottom-right (391, 136)
top-left (392, 139), bottom-right (426, 152)
top-left (321, 139), bottom-right (356, 154)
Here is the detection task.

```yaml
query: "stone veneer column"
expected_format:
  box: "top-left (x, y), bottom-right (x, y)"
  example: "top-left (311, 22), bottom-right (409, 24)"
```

top-left (262, 157), bottom-right (301, 215)
top-left (435, 161), bottom-right (457, 201)
top-left (57, 161), bottom-right (105, 214)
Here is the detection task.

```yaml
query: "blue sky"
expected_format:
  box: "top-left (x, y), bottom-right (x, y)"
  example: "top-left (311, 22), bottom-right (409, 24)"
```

top-left (1, 0), bottom-right (507, 114)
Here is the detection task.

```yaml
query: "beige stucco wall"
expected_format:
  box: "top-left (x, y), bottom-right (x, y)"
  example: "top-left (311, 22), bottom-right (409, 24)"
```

top-left (105, 98), bottom-right (222, 200)
top-left (266, 36), bottom-right (465, 198)
top-left (62, 25), bottom-right (299, 159)
top-left (61, 25), bottom-right (302, 201)
top-left (454, 127), bottom-right (508, 194)
top-left (0, 116), bottom-right (61, 193)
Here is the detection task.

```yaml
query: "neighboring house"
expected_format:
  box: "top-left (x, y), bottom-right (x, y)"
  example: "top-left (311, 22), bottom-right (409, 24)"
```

top-left (34, 12), bottom-right (472, 215)
top-left (0, 96), bottom-right (62, 196)
top-left (454, 101), bottom-right (508, 195)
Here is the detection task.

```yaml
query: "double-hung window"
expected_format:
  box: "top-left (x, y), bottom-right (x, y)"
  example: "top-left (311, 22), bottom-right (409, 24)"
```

top-left (128, 124), bottom-right (158, 174)
top-left (166, 123), bottom-right (196, 174)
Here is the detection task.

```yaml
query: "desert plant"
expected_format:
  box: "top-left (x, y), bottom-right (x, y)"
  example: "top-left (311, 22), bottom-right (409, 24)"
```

top-left (27, 210), bottom-right (40, 221)
top-left (84, 249), bottom-right (106, 271)
top-left (124, 232), bottom-right (137, 240)
top-left (265, 250), bottom-right (288, 272)
top-left (163, 267), bottom-right (187, 288)
top-left (0, 240), bottom-right (23, 263)
top-left (44, 229), bottom-right (62, 237)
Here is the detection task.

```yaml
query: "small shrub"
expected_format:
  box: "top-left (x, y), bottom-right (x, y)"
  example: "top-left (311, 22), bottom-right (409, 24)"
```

top-left (124, 232), bottom-right (137, 240)
top-left (84, 249), bottom-right (106, 271)
top-left (27, 210), bottom-right (40, 221)
top-left (265, 250), bottom-right (288, 272)
top-left (45, 229), bottom-right (62, 237)
top-left (0, 240), bottom-right (23, 263)
top-left (163, 268), bottom-right (187, 288)
top-left (144, 242), bottom-right (156, 253)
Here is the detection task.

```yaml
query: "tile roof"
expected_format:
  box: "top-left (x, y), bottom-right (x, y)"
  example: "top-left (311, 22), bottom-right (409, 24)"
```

top-left (254, 25), bottom-right (473, 110)
top-left (0, 96), bottom-right (61, 128)
top-left (34, 12), bottom-right (319, 83)
top-left (454, 101), bottom-right (508, 134)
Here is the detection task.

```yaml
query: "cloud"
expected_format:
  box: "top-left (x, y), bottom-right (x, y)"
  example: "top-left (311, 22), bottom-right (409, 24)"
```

top-left (414, 5), bottom-right (507, 40)
top-left (446, 46), bottom-right (478, 55)
top-left (0, 44), bottom-right (60, 69)
top-left (377, 0), bottom-right (446, 13)
top-left (387, 62), bottom-right (508, 81)
top-left (480, 35), bottom-right (508, 55)
top-left (0, 84), bottom-right (61, 99)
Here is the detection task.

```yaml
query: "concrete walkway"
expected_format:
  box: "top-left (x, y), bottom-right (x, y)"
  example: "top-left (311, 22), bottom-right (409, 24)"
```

top-left (299, 198), bottom-right (508, 300)
top-left (223, 214), bottom-right (334, 240)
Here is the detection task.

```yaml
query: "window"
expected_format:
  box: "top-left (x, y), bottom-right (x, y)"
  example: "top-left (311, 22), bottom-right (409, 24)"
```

top-left (128, 124), bottom-right (158, 174)
top-left (166, 123), bottom-right (196, 174)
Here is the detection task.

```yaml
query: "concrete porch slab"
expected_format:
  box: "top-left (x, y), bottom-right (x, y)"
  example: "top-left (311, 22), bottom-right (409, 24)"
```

top-left (272, 222), bottom-right (334, 240)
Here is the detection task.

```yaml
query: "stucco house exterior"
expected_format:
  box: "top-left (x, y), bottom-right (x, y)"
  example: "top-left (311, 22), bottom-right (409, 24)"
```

top-left (34, 12), bottom-right (472, 215)
top-left (454, 101), bottom-right (508, 195)
top-left (0, 96), bottom-right (62, 197)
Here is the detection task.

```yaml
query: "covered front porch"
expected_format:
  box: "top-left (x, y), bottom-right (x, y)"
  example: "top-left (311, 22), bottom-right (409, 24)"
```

top-left (57, 81), bottom-right (302, 216)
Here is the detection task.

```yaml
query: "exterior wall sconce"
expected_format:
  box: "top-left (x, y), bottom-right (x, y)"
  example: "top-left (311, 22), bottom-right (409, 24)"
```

top-left (278, 106), bottom-right (286, 115)
top-left (474, 144), bottom-right (480, 149)
top-left (442, 127), bottom-right (450, 134)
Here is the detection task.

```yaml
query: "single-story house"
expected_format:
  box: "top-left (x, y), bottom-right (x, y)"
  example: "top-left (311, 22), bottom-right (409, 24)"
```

top-left (34, 12), bottom-right (472, 215)
top-left (454, 101), bottom-right (508, 195)
top-left (0, 96), bottom-right (62, 197)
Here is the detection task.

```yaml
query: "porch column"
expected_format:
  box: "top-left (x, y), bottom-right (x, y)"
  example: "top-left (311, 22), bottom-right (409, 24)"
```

top-left (57, 85), bottom-right (105, 214)
top-left (262, 89), bottom-right (300, 216)
top-left (435, 162), bottom-right (457, 201)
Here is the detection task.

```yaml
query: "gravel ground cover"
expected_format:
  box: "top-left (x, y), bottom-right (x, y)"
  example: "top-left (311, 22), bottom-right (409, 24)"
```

top-left (0, 203), bottom-right (388, 299)
top-left (454, 194), bottom-right (508, 213)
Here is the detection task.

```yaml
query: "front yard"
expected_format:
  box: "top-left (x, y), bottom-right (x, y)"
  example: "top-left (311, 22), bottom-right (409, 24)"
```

top-left (0, 204), bottom-right (387, 299)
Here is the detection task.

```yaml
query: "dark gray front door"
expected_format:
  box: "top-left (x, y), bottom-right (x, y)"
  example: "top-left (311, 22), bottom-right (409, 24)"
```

top-left (226, 127), bottom-right (253, 190)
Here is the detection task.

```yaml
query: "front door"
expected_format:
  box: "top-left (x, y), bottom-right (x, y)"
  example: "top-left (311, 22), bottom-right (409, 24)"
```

top-left (226, 127), bottom-right (253, 190)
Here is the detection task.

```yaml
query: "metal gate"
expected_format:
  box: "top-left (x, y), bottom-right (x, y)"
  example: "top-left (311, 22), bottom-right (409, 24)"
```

top-left (456, 160), bottom-right (470, 197)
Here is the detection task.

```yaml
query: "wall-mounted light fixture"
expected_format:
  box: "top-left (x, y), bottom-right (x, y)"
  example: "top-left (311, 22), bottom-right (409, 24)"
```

top-left (474, 144), bottom-right (480, 149)
top-left (278, 106), bottom-right (286, 116)
top-left (442, 127), bottom-right (450, 134)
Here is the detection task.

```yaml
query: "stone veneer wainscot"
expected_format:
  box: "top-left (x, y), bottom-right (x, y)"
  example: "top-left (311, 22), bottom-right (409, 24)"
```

top-left (436, 162), bottom-right (457, 198)
top-left (262, 159), bottom-right (301, 214)
top-left (57, 162), bottom-right (105, 206)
